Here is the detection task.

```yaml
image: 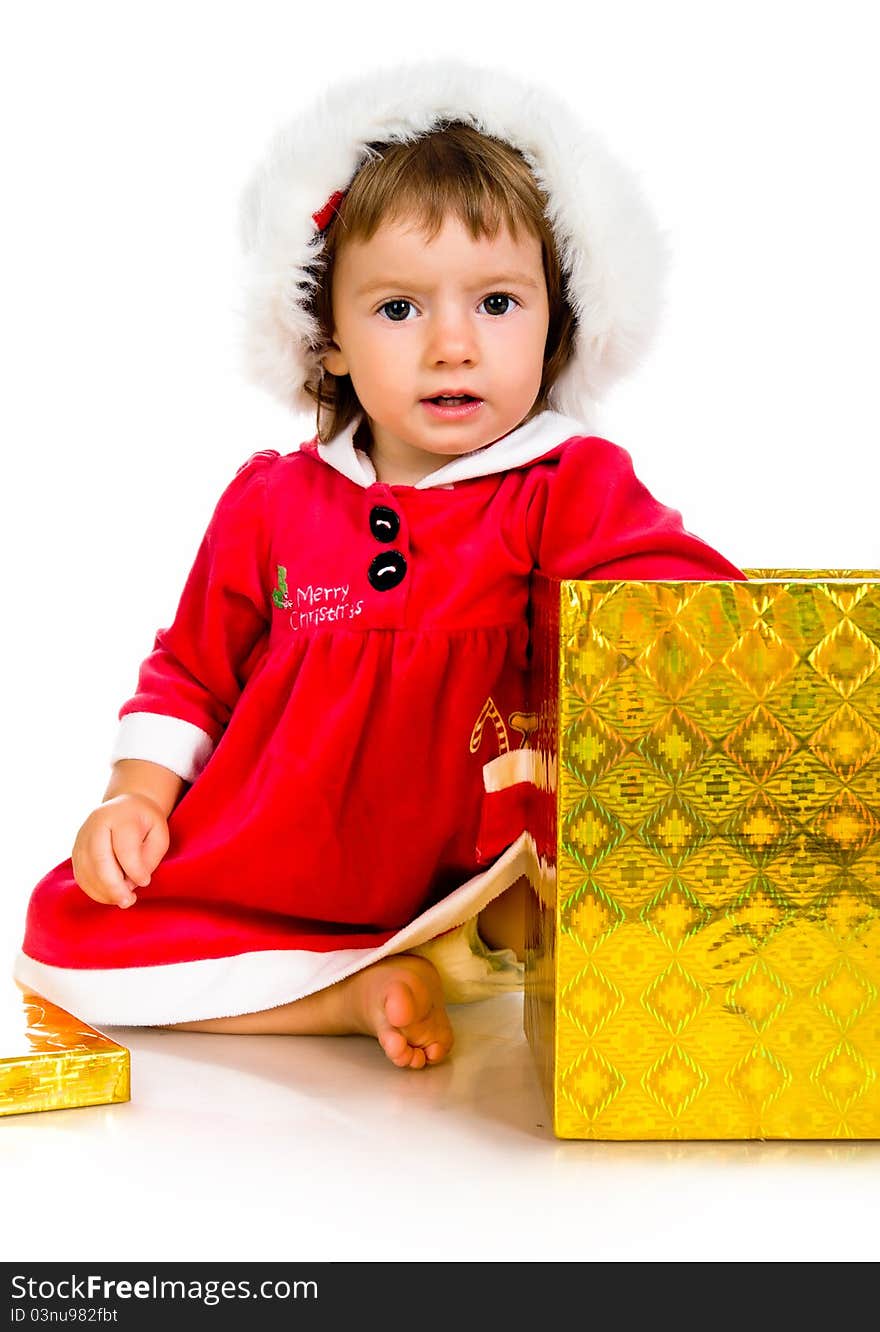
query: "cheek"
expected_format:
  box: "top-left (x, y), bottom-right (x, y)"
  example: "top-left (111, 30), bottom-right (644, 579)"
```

top-left (348, 342), bottom-right (409, 408)
top-left (500, 319), bottom-right (548, 370)
top-left (348, 337), bottom-right (386, 381)
top-left (362, 349), bottom-right (404, 395)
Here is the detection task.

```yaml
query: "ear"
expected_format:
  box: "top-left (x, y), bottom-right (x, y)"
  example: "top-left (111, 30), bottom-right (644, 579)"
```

top-left (321, 340), bottom-right (348, 377)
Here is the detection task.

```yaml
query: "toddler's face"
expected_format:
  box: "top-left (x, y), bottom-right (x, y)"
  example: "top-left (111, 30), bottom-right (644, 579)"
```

top-left (321, 213), bottom-right (549, 481)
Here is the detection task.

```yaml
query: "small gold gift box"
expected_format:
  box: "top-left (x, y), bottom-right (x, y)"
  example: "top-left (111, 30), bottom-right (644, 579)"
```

top-left (1, 982), bottom-right (129, 1116)
top-left (525, 569), bottom-right (880, 1139)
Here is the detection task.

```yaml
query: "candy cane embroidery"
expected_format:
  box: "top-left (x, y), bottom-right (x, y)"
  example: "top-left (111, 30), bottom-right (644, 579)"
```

top-left (470, 696), bottom-right (509, 756)
top-left (470, 697), bottom-right (537, 755)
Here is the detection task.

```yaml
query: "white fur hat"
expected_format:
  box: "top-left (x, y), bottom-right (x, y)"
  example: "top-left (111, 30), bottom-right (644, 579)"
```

top-left (238, 58), bottom-right (669, 427)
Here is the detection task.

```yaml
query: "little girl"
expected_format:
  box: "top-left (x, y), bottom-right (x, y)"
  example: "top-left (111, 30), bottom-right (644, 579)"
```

top-left (14, 59), bottom-right (747, 1070)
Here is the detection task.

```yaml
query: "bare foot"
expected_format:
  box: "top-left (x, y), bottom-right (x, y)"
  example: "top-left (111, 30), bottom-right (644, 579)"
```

top-left (348, 954), bottom-right (454, 1070)
top-left (161, 951), bottom-right (455, 1070)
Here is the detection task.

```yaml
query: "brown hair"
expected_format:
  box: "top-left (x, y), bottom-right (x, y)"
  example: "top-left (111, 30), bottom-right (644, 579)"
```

top-left (302, 121), bottom-right (577, 444)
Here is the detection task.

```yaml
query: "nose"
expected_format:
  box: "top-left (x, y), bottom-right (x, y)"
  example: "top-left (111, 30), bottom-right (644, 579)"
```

top-left (424, 301), bottom-right (479, 366)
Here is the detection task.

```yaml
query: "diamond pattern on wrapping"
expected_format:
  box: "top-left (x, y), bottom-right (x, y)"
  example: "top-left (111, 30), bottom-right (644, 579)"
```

top-left (579, 661), bottom-right (671, 741)
top-left (760, 582), bottom-right (843, 650)
top-left (725, 958), bottom-right (792, 1032)
top-left (677, 843), bottom-right (753, 911)
top-left (810, 619), bottom-right (880, 699)
top-left (725, 1044), bottom-right (792, 1112)
top-left (679, 662), bottom-right (759, 738)
top-left (640, 878), bottom-right (712, 950)
top-left (563, 624), bottom-right (624, 700)
top-left (846, 586), bottom-right (880, 642)
top-left (637, 706), bottom-right (713, 784)
top-left (560, 1046), bottom-right (626, 1121)
top-left (641, 962), bottom-right (711, 1035)
top-left (766, 662), bottom-right (842, 735)
top-left (591, 756), bottom-right (672, 825)
top-left (585, 581), bottom-right (683, 659)
top-left (812, 960), bottom-right (879, 1032)
top-left (725, 875), bottom-right (795, 945)
top-left (721, 704), bottom-right (799, 783)
top-left (641, 1044), bottom-right (709, 1118)
top-left (763, 752), bottom-right (845, 824)
top-left (560, 963), bottom-right (625, 1038)
top-left (721, 790), bottom-right (798, 867)
top-left (680, 753), bottom-right (754, 820)
top-left (562, 708), bottom-right (626, 787)
top-left (560, 879), bottom-right (624, 956)
top-left (814, 875), bottom-right (880, 945)
top-left (809, 789), bottom-right (879, 864)
top-left (590, 840), bottom-right (676, 914)
top-left (724, 623), bottom-right (799, 700)
top-left (810, 702), bottom-right (880, 781)
top-left (765, 833), bottom-right (840, 910)
top-left (562, 793), bottom-right (627, 872)
top-left (638, 791), bottom-right (713, 869)
top-left (811, 1040), bottom-right (877, 1112)
top-left (638, 622), bottom-right (712, 701)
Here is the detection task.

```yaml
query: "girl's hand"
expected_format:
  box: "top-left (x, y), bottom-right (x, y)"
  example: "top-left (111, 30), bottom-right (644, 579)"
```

top-left (71, 794), bottom-right (171, 909)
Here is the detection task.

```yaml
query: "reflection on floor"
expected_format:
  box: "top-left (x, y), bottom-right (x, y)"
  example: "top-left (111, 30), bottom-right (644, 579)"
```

top-left (4, 992), bottom-right (880, 1262)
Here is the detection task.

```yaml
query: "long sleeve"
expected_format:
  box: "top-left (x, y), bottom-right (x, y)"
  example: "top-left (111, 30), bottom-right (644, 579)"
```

top-left (110, 450), bottom-right (278, 782)
top-left (527, 435), bottom-right (747, 581)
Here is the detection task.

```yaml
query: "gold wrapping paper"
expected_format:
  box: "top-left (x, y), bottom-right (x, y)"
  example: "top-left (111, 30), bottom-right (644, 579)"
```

top-left (1, 981), bottom-right (129, 1116)
top-left (525, 570), bottom-right (880, 1139)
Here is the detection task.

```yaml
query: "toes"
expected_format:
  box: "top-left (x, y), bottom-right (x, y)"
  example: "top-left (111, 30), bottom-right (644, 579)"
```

top-left (372, 960), bottom-right (452, 1071)
top-left (379, 1023), bottom-right (432, 1069)
top-left (424, 1037), bottom-right (452, 1064)
top-left (383, 978), bottom-right (425, 1031)
top-left (379, 1030), bottom-right (426, 1070)
top-left (379, 1027), bottom-right (408, 1062)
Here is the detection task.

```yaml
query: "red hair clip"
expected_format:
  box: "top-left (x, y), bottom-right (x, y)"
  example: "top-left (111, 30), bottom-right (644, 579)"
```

top-left (312, 188), bottom-right (347, 232)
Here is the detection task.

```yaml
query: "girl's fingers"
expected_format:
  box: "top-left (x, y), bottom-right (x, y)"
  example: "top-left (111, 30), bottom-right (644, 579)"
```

top-left (111, 820), bottom-right (153, 889)
top-left (91, 825), bottom-right (137, 906)
top-left (141, 818), bottom-right (170, 874)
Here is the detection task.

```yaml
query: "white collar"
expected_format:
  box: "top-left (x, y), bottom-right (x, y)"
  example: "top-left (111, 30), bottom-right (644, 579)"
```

top-left (312, 409), bottom-right (588, 490)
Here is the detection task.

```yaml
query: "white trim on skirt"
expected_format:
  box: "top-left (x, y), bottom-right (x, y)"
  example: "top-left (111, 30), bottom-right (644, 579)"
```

top-left (13, 834), bottom-right (533, 1028)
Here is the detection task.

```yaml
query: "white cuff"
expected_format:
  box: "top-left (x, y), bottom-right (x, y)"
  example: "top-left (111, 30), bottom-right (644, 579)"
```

top-left (110, 712), bottom-right (216, 783)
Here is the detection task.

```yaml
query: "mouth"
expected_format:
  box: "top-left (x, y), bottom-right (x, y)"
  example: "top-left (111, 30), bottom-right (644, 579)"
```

top-left (421, 393), bottom-right (484, 419)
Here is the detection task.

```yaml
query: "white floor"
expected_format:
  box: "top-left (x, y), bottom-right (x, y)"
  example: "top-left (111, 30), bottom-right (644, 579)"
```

top-left (3, 993), bottom-right (880, 1264)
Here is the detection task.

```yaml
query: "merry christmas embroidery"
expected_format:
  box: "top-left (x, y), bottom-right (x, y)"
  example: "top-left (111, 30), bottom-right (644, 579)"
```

top-left (271, 564), bottom-right (365, 631)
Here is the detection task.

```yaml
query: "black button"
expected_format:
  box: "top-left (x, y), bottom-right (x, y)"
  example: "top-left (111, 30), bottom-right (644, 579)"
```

top-left (368, 550), bottom-right (407, 591)
top-left (369, 505), bottom-right (400, 542)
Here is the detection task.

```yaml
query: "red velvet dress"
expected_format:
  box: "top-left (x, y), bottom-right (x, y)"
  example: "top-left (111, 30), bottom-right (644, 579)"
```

top-left (15, 410), bottom-right (746, 1023)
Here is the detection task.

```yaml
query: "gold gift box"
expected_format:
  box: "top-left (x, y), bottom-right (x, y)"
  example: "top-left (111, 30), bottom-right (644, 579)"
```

top-left (1, 981), bottom-right (129, 1116)
top-left (525, 569), bottom-right (880, 1139)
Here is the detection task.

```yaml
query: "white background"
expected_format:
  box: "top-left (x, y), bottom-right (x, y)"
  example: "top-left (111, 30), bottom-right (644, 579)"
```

top-left (2, 0), bottom-right (879, 1266)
